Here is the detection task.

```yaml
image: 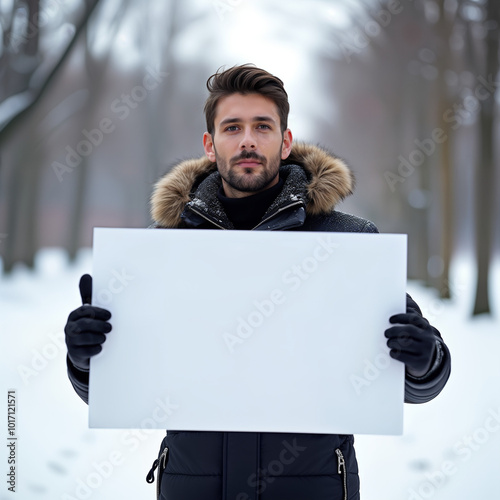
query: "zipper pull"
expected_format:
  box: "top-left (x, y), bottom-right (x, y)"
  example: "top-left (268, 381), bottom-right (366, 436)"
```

top-left (159, 447), bottom-right (169, 469)
top-left (146, 459), bottom-right (159, 484)
top-left (335, 448), bottom-right (345, 474)
top-left (146, 446), bottom-right (169, 484)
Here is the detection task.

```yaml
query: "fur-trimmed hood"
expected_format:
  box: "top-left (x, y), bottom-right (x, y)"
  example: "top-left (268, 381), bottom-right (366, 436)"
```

top-left (150, 142), bottom-right (355, 228)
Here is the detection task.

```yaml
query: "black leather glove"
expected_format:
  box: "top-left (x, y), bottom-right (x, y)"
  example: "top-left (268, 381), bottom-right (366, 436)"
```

top-left (65, 274), bottom-right (112, 371)
top-left (384, 295), bottom-right (437, 378)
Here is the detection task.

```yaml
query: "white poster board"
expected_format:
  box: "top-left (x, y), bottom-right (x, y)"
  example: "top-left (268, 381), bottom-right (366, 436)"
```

top-left (89, 228), bottom-right (406, 435)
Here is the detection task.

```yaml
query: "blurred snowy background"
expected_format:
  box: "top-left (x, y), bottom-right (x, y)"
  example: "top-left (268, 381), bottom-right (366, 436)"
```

top-left (1, 0), bottom-right (500, 498)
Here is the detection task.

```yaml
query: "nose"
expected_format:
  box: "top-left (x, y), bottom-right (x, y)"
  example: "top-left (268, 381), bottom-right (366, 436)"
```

top-left (239, 128), bottom-right (256, 150)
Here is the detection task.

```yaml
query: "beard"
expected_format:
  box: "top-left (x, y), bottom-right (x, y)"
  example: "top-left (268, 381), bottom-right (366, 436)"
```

top-left (215, 147), bottom-right (282, 193)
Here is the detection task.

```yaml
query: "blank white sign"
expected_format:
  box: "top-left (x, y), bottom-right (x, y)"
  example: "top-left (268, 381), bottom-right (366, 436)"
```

top-left (89, 228), bottom-right (406, 435)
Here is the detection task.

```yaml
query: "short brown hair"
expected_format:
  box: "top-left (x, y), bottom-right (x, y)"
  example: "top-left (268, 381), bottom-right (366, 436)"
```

top-left (204, 64), bottom-right (289, 135)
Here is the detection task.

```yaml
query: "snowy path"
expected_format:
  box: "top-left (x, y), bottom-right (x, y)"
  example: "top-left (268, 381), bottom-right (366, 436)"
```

top-left (1, 250), bottom-right (499, 499)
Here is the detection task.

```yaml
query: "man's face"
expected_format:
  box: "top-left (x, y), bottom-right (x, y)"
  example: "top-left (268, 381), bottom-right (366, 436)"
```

top-left (203, 93), bottom-right (293, 198)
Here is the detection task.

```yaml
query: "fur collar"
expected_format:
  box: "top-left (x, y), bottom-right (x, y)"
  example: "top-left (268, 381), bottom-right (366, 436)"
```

top-left (150, 142), bottom-right (354, 228)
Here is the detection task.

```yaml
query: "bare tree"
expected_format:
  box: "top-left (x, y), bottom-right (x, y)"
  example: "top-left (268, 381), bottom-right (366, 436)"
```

top-left (431, 0), bottom-right (459, 298)
top-left (472, 0), bottom-right (499, 315)
top-left (0, 0), bottom-right (101, 272)
top-left (67, 1), bottom-right (132, 260)
top-left (0, 0), bottom-right (101, 138)
top-left (0, 0), bottom-right (40, 117)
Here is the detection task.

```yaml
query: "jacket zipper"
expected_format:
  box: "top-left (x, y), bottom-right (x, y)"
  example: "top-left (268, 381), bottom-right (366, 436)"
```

top-left (146, 446), bottom-right (169, 499)
top-left (335, 448), bottom-right (347, 500)
top-left (188, 199), bottom-right (305, 231)
top-left (252, 200), bottom-right (305, 230)
top-left (186, 205), bottom-right (227, 229)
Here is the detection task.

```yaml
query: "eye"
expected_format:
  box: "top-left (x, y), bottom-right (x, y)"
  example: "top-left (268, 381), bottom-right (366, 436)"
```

top-left (224, 125), bottom-right (239, 132)
top-left (257, 124), bottom-right (271, 130)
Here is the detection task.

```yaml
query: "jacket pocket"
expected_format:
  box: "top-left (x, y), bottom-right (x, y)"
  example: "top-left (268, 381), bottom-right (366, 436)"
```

top-left (335, 448), bottom-right (347, 500)
top-left (146, 445), bottom-right (169, 499)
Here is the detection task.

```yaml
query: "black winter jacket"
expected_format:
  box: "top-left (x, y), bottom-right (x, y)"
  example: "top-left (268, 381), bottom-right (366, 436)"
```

top-left (68, 142), bottom-right (451, 500)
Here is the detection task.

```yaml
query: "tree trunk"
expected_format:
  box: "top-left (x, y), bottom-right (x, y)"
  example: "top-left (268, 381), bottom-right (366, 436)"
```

top-left (435, 0), bottom-right (456, 299)
top-left (1, 0), bottom-right (101, 272)
top-left (472, 0), bottom-right (499, 315)
top-left (67, 1), bottom-right (130, 261)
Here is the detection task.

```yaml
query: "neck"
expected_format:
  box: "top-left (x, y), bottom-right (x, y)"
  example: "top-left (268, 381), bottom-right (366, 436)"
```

top-left (217, 176), bottom-right (284, 229)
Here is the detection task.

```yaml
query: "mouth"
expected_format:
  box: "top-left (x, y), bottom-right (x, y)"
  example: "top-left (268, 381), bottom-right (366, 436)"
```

top-left (235, 160), bottom-right (261, 168)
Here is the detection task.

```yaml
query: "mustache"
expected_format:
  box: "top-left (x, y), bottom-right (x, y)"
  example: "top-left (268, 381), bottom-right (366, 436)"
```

top-left (231, 150), bottom-right (266, 164)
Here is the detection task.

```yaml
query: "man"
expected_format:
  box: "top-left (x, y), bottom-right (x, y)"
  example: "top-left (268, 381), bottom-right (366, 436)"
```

top-left (65, 64), bottom-right (451, 500)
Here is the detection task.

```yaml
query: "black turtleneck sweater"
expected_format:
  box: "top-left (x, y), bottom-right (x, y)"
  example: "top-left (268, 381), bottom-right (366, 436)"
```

top-left (216, 177), bottom-right (285, 230)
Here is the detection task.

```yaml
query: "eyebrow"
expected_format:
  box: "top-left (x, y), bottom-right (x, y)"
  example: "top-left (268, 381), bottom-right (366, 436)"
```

top-left (218, 115), bottom-right (277, 128)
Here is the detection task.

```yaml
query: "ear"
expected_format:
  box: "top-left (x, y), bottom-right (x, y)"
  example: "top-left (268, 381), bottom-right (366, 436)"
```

top-left (281, 128), bottom-right (293, 160)
top-left (203, 132), bottom-right (216, 162)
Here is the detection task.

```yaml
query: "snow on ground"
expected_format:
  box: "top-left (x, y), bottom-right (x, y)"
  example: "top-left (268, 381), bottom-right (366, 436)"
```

top-left (0, 249), bottom-right (165, 500)
top-left (355, 256), bottom-right (500, 499)
top-left (0, 249), bottom-right (499, 499)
